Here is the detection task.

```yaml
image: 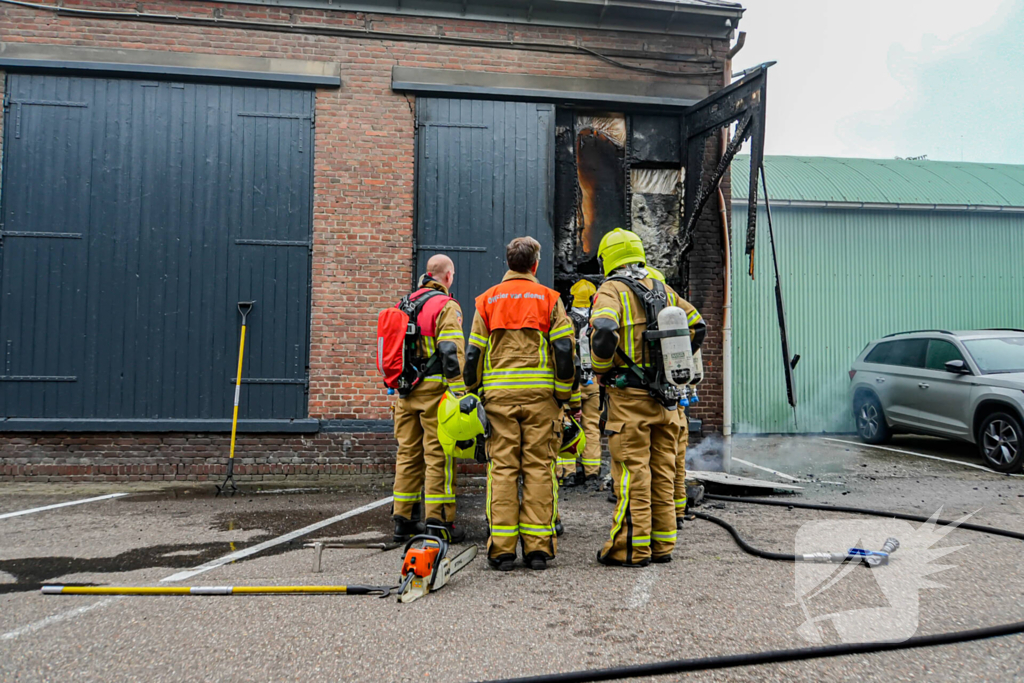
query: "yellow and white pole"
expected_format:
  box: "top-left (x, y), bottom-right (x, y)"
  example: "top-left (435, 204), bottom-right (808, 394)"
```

top-left (42, 584), bottom-right (391, 596)
top-left (218, 301), bottom-right (254, 496)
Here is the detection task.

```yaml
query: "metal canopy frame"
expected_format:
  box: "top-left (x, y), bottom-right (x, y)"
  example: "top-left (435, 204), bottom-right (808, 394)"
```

top-left (678, 62), bottom-right (772, 282)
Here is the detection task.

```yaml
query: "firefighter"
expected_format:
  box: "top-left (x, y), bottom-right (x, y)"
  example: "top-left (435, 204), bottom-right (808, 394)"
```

top-left (391, 254), bottom-right (467, 543)
top-left (590, 230), bottom-right (704, 566)
top-left (559, 279), bottom-right (603, 486)
top-left (647, 266), bottom-right (704, 529)
top-left (465, 237), bottom-right (577, 571)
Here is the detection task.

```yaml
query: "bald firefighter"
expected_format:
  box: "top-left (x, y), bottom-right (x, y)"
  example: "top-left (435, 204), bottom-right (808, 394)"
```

top-left (465, 237), bottom-right (577, 571)
top-left (557, 279), bottom-right (603, 486)
top-left (590, 230), bottom-right (705, 566)
top-left (647, 266), bottom-right (704, 528)
top-left (390, 254), bottom-right (467, 543)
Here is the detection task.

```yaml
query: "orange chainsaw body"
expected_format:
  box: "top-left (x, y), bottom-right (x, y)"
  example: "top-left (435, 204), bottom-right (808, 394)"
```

top-left (402, 546), bottom-right (440, 578)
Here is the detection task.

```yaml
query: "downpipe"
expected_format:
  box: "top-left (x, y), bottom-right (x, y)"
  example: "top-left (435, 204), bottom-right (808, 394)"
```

top-left (718, 32), bottom-right (745, 472)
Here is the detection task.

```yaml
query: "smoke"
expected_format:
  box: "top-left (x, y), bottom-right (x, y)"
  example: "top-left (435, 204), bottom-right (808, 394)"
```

top-left (686, 432), bottom-right (725, 472)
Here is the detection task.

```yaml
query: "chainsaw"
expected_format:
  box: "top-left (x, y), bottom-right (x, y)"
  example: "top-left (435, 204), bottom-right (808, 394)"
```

top-left (397, 530), bottom-right (477, 604)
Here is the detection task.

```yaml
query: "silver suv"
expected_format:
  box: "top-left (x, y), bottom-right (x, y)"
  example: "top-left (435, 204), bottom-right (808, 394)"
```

top-left (849, 330), bottom-right (1024, 472)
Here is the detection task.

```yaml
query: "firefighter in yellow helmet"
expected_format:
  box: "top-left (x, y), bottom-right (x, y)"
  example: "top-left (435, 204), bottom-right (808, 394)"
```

top-left (590, 229), bottom-right (705, 566)
top-left (647, 265), bottom-right (704, 527)
top-left (557, 279), bottom-right (603, 486)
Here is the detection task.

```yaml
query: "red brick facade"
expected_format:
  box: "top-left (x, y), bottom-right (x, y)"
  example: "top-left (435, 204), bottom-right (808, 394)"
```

top-left (0, 0), bottom-right (732, 481)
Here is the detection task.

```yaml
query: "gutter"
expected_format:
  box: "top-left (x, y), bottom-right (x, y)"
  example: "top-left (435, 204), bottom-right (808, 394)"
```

top-left (732, 198), bottom-right (1024, 213)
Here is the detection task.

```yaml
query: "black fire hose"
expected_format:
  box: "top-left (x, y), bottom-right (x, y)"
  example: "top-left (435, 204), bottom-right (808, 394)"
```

top-left (704, 494), bottom-right (1024, 542)
top-left (477, 495), bottom-right (1024, 683)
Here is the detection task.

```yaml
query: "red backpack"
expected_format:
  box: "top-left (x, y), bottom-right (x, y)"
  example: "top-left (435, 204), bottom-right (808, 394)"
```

top-left (376, 288), bottom-right (453, 396)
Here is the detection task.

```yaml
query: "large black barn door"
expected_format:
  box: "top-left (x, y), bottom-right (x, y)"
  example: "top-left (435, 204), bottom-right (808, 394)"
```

top-left (0, 74), bottom-right (313, 426)
top-left (415, 98), bottom-right (555, 334)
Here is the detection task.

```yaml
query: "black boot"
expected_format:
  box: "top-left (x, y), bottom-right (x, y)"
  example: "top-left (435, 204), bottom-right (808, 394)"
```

top-left (525, 552), bottom-right (548, 570)
top-left (596, 550), bottom-right (650, 568)
top-left (488, 554), bottom-right (516, 572)
top-left (393, 516), bottom-right (424, 542)
top-left (651, 553), bottom-right (672, 564)
top-left (554, 519), bottom-right (564, 537)
top-left (676, 515), bottom-right (685, 530)
top-left (425, 519), bottom-right (466, 544)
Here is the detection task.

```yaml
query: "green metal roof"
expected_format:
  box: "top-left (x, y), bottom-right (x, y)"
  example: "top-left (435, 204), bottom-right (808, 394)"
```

top-left (732, 155), bottom-right (1024, 209)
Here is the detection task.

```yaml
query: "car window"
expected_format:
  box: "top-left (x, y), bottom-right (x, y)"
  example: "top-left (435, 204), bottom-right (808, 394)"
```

top-left (962, 336), bottom-right (1024, 374)
top-left (864, 341), bottom-right (894, 364)
top-left (864, 339), bottom-right (927, 368)
top-left (925, 340), bottom-right (964, 370)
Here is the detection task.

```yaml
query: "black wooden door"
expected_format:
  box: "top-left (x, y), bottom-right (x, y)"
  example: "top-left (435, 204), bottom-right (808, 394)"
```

top-left (415, 98), bottom-right (555, 335)
top-left (0, 74), bottom-right (313, 423)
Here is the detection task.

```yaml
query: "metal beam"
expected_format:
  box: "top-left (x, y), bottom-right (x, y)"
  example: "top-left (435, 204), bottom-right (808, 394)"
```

top-left (0, 43), bottom-right (341, 88)
top-left (188, 0), bottom-right (744, 39)
top-left (393, 66), bottom-right (708, 109)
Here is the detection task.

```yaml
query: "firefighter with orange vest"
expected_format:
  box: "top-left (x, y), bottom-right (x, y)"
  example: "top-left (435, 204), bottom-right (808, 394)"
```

top-left (390, 254), bottom-right (467, 543)
top-left (590, 230), bottom-right (705, 566)
top-left (465, 237), bottom-right (578, 571)
top-left (557, 279), bottom-right (603, 486)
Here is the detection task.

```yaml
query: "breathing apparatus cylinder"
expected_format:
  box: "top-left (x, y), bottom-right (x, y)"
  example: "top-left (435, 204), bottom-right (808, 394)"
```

top-left (689, 350), bottom-right (703, 403)
top-left (656, 306), bottom-right (694, 386)
top-left (578, 323), bottom-right (593, 382)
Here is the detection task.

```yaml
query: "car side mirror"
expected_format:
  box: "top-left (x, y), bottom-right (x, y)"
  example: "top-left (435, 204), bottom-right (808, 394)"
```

top-left (945, 360), bottom-right (971, 375)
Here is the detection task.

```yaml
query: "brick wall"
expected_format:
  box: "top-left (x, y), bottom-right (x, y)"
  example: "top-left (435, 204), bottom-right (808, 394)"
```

top-left (0, 0), bottom-right (730, 481)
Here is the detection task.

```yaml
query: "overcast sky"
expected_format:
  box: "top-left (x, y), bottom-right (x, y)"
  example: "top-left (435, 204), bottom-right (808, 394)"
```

top-left (734, 0), bottom-right (1022, 163)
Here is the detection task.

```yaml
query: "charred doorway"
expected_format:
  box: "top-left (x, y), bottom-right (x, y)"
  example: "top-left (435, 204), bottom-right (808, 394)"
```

top-left (553, 110), bottom-right (685, 294)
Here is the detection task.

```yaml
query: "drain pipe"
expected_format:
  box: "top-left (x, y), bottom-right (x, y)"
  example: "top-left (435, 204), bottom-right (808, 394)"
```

top-left (719, 31), bottom-right (745, 472)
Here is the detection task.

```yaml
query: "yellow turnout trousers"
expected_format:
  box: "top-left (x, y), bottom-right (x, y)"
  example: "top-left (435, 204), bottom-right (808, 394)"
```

top-left (556, 383), bottom-right (602, 480)
top-left (599, 388), bottom-right (680, 564)
top-left (674, 416), bottom-right (689, 520)
top-left (391, 380), bottom-right (456, 522)
top-left (485, 397), bottom-right (562, 560)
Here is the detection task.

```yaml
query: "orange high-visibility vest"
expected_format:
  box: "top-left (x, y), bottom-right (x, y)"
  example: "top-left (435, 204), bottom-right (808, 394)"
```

top-left (476, 278), bottom-right (558, 333)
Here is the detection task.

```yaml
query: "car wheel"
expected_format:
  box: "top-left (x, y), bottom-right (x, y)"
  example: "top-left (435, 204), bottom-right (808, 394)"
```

top-left (978, 412), bottom-right (1023, 473)
top-left (854, 393), bottom-right (891, 444)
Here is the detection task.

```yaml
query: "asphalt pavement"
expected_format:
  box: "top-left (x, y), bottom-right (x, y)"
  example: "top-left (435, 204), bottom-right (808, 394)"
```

top-left (2, 435), bottom-right (1023, 682)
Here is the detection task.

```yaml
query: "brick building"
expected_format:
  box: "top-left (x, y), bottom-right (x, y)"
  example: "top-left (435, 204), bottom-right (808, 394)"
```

top-left (0, 0), bottom-right (766, 482)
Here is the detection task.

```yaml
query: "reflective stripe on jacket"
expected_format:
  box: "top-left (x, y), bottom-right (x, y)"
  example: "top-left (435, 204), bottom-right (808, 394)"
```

top-left (465, 270), bottom-right (575, 403)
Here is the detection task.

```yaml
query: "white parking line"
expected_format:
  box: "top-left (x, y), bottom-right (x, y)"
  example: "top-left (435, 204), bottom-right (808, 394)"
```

top-left (731, 458), bottom-right (844, 487)
top-left (0, 598), bottom-right (121, 642)
top-left (0, 493), bottom-right (128, 520)
top-left (627, 566), bottom-right (659, 610)
top-left (820, 437), bottom-right (1024, 477)
top-left (732, 458), bottom-right (802, 482)
top-left (161, 496), bottom-right (394, 583)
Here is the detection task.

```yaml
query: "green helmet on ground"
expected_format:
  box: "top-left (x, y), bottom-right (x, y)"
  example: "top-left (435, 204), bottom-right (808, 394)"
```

top-left (597, 228), bottom-right (647, 276)
top-left (560, 414), bottom-right (587, 462)
top-left (437, 392), bottom-right (489, 461)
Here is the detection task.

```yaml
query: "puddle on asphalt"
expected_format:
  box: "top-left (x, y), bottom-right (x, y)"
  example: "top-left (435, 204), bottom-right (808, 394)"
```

top-left (126, 486), bottom-right (353, 503)
top-left (213, 504), bottom-right (394, 537)
top-left (0, 539), bottom-right (286, 595)
top-left (4, 492), bottom-right (490, 595)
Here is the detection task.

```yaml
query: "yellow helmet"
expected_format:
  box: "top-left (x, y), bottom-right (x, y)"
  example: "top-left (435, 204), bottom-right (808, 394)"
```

top-left (560, 415), bottom-right (587, 462)
top-left (597, 228), bottom-right (646, 276)
top-left (647, 266), bottom-right (666, 283)
top-left (570, 279), bottom-right (597, 308)
top-left (437, 392), bottom-right (489, 461)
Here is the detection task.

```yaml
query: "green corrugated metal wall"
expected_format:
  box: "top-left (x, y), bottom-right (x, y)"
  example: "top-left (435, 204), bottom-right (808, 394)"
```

top-left (730, 206), bottom-right (1024, 433)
